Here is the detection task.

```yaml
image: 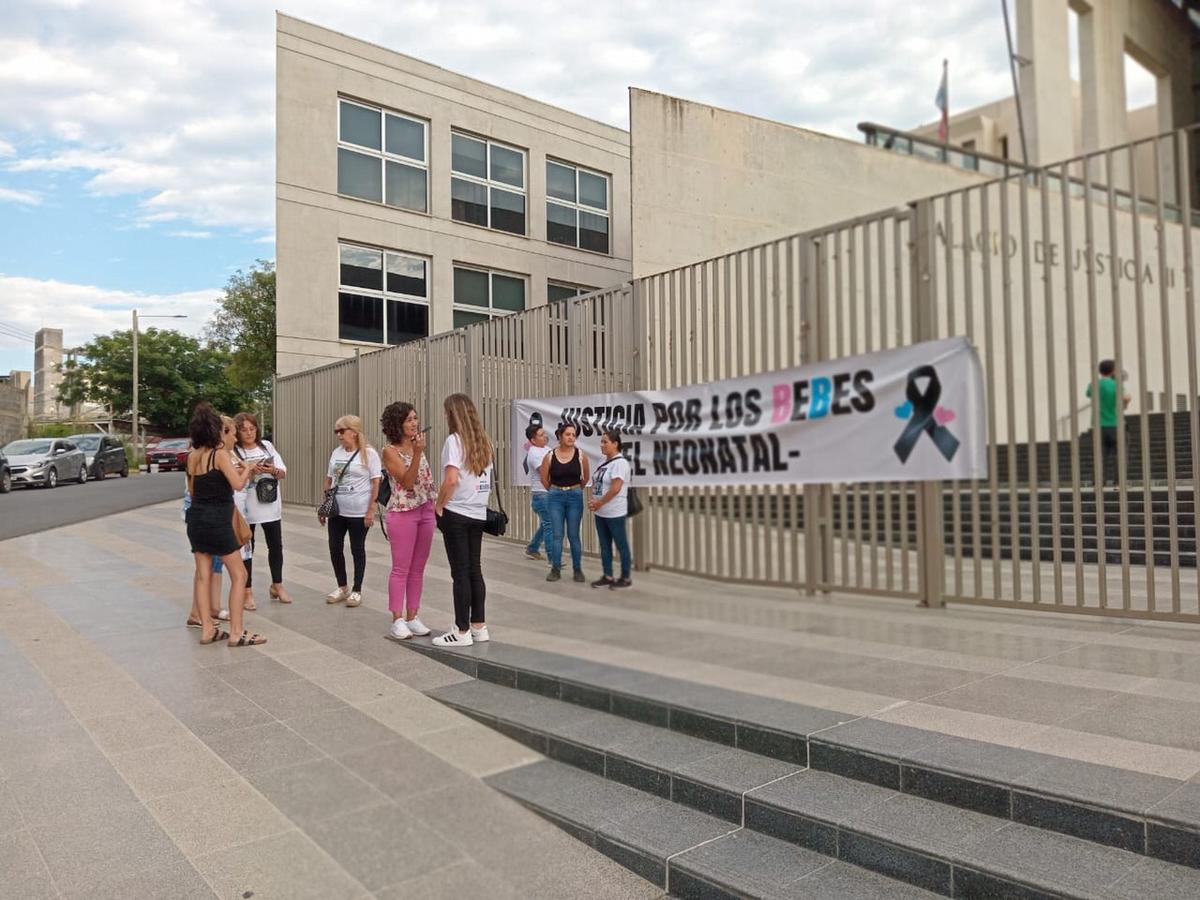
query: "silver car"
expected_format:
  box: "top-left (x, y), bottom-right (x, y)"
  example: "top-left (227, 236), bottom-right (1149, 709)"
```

top-left (3, 438), bottom-right (89, 489)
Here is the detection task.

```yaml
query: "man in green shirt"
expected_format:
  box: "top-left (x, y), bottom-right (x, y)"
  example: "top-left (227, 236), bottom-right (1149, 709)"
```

top-left (1085, 359), bottom-right (1130, 485)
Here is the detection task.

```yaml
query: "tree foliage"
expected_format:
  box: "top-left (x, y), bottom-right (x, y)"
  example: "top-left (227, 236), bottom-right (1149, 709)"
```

top-left (207, 260), bottom-right (276, 393)
top-left (58, 328), bottom-right (253, 434)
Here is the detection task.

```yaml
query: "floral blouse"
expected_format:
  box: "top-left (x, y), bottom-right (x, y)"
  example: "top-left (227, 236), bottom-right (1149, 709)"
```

top-left (386, 447), bottom-right (435, 512)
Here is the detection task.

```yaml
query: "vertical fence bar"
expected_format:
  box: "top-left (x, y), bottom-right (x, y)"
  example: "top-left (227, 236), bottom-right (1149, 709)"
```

top-left (1106, 149), bottom-right (1133, 608)
top-left (1154, 137), bottom-right (1181, 608)
top-left (999, 174), bottom-right (1023, 603)
top-left (1018, 172), bottom-right (1043, 603)
top-left (1060, 161), bottom-right (1085, 607)
top-left (1039, 165), bottom-right (1065, 606)
top-left (1179, 132), bottom-right (1200, 615)
top-left (1129, 144), bottom-right (1156, 611)
top-left (1083, 153), bottom-right (1109, 609)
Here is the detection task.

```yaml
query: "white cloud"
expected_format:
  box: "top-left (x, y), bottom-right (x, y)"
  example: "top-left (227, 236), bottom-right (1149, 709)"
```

top-left (169, 230), bottom-right (212, 239)
top-left (0, 0), bottom-right (1014, 236)
top-left (0, 274), bottom-right (221, 351)
top-left (0, 139), bottom-right (15, 157)
top-left (0, 186), bottom-right (41, 205)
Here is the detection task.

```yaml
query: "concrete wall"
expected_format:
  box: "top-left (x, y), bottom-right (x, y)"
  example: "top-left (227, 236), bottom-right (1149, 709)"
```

top-left (276, 14), bottom-right (633, 375)
top-left (628, 89), bottom-right (987, 278)
top-left (0, 379), bottom-right (29, 445)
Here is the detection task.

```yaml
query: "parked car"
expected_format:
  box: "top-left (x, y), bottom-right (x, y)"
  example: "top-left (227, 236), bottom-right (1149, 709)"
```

top-left (67, 433), bottom-right (129, 480)
top-left (2, 438), bottom-right (88, 488)
top-left (0, 449), bottom-right (9, 493)
top-left (146, 438), bottom-right (190, 472)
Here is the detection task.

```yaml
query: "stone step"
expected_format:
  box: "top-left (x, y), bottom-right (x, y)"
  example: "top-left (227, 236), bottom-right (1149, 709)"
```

top-left (487, 760), bottom-right (940, 899)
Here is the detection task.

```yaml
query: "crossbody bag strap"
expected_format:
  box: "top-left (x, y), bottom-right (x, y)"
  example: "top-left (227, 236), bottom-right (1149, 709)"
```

top-left (334, 448), bottom-right (360, 487)
top-left (490, 444), bottom-right (505, 515)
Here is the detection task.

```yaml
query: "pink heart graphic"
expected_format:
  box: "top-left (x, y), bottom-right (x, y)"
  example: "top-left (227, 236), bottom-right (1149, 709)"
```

top-left (934, 407), bottom-right (956, 426)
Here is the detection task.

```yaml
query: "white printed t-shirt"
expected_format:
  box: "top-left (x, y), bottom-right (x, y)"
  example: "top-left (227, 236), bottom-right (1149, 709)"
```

top-left (326, 446), bottom-right (382, 518)
top-left (525, 445), bottom-right (552, 493)
top-left (592, 455), bottom-right (631, 518)
top-left (233, 439), bottom-right (286, 524)
top-left (441, 433), bottom-right (492, 520)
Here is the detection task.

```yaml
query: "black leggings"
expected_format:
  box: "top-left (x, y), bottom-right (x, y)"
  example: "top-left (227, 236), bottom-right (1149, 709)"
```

top-left (245, 520), bottom-right (284, 587)
top-left (438, 509), bottom-right (486, 632)
top-left (328, 515), bottom-right (368, 592)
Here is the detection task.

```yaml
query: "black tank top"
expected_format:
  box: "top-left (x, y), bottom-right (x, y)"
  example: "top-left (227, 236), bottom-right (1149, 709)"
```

top-left (191, 450), bottom-right (233, 506)
top-left (548, 448), bottom-right (582, 487)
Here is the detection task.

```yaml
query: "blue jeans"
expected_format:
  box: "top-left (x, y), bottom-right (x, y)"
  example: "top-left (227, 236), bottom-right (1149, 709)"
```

top-left (527, 492), bottom-right (551, 553)
top-left (546, 488), bottom-right (583, 571)
top-left (595, 514), bottom-right (632, 579)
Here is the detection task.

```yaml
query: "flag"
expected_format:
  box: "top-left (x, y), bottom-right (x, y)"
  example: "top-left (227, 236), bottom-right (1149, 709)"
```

top-left (935, 60), bottom-right (949, 143)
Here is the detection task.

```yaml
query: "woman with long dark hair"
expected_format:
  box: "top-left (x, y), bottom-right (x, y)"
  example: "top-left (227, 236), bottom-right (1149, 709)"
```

top-left (539, 422), bottom-right (590, 583)
top-left (432, 393), bottom-right (493, 647)
top-left (380, 401), bottom-right (435, 641)
top-left (185, 402), bottom-right (266, 647)
top-left (587, 428), bottom-right (634, 589)
top-left (233, 412), bottom-right (291, 605)
top-left (320, 415), bottom-right (381, 608)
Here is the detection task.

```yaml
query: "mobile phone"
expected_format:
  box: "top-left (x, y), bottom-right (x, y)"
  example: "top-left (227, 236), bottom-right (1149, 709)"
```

top-left (420, 426), bottom-right (432, 434)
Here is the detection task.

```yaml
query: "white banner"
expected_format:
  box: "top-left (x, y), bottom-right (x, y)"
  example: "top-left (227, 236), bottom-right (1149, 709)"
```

top-left (511, 336), bottom-right (987, 488)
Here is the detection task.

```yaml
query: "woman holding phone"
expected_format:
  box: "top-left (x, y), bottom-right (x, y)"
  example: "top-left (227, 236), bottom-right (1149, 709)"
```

top-left (380, 402), bottom-right (435, 641)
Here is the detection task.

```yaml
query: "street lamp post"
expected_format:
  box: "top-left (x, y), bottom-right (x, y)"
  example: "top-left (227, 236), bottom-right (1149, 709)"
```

top-left (131, 309), bottom-right (187, 469)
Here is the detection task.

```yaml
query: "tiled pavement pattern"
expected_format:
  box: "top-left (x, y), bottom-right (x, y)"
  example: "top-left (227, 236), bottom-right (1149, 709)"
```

top-left (4, 501), bottom-right (1200, 897)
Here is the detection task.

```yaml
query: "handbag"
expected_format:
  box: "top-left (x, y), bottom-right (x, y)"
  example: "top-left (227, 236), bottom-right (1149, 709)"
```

top-left (483, 451), bottom-right (508, 537)
top-left (232, 506), bottom-right (253, 546)
top-left (234, 445), bottom-right (279, 505)
top-left (317, 448), bottom-right (359, 519)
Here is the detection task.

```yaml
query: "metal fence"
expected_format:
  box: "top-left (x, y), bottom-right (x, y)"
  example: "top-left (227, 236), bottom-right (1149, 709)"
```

top-left (275, 127), bottom-right (1200, 622)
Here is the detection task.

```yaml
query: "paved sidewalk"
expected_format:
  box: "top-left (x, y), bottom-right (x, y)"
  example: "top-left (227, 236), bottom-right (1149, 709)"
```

top-left (4, 500), bottom-right (1200, 897)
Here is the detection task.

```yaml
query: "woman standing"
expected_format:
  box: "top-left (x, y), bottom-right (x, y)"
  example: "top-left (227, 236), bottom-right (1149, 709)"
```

top-left (233, 413), bottom-right (292, 606)
top-left (587, 429), bottom-right (634, 589)
top-left (540, 423), bottom-right (590, 583)
top-left (432, 393), bottom-right (493, 648)
top-left (185, 402), bottom-right (265, 647)
top-left (320, 415), bottom-right (381, 608)
top-left (380, 401), bottom-right (435, 641)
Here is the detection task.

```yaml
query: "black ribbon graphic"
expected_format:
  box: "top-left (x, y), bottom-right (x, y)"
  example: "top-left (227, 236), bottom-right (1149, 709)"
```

top-left (893, 365), bottom-right (960, 464)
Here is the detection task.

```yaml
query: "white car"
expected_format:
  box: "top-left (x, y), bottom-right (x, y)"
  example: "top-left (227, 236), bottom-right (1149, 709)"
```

top-left (3, 438), bottom-right (89, 489)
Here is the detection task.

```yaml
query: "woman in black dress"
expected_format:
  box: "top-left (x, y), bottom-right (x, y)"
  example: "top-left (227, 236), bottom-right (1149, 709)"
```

top-left (185, 402), bottom-right (266, 647)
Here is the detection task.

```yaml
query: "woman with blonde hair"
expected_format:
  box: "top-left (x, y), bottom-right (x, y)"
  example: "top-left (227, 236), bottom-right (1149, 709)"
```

top-left (432, 393), bottom-right (493, 648)
top-left (319, 414), bottom-right (382, 607)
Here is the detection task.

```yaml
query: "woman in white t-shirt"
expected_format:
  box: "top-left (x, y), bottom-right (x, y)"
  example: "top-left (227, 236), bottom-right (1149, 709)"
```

top-left (319, 415), bottom-right (382, 608)
top-left (586, 428), bottom-right (633, 589)
top-left (431, 393), bottom-right (494, 648)
top-left (233, 412), bottom-right (291, 607)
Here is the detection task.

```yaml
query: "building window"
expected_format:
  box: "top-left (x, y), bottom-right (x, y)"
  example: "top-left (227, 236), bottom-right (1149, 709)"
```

top-left (337, 98), bottom-right (428, 214)
top-left (338, 243), bottom-right (429, 345)
top-left (547, 282), bottom-right (596, 365)
top-left (452, 265), bottom-right (526, 328)
top-left (450, 132), bottom-right (526, 236)
top-left (999, 135), bottom-right (1009, 160)
top-left (546, 160), bottom-right (610, 254)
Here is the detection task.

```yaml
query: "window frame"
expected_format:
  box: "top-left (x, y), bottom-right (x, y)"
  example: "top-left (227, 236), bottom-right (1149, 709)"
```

top-left (450, 130), bottom-right (528, 236)
top-left (336, 241), bottom-right (432, 347)
top-left (545, 159), bottom-right (611, 255)
top-left (452, 263), bottom-right (528, 327)
top-left (336, 97), bottom-right (430, 214)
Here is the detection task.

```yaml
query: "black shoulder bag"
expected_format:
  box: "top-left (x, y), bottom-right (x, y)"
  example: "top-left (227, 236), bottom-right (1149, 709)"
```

top-left (483, 450), bottom-right (509, 537)
top-left (237, 443), bottom-right (279, 505)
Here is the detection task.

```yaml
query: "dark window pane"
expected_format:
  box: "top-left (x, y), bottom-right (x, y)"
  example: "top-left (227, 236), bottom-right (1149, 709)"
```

top-left (339, 292), bottom-right (384, 343)
top-left (546, 161), bottom-right (576, 202)
top-left (385, 160), bottom-right (427, 212)
top-left (453, 268), bottom-right (489, 307)
top-left (339, 101), bottom-right (380, 150)
top-left (489, 144), bottom-right (524, 188)
top-left (548, 283), bottom-right (580, 304)
top-left (579, 170), bottom-right (608, 210)
top-left (491, 187), bottom-right (525, 235)
top-left (546, 202), bottom-right (577, 247)
top-left (579, 210), bottom-right (610, 254)
top-left (451, 177), bottom-right (487, 226)
top-left (491, 274), bottom-right (525, 312)
top-left (454, 309), bottom-right (490, 329)
top-left (451, 133), bottom-right (486, 178)
top-left (385, 114), bottom-right (424, 161)
top-left (337, 148), bottom-right (382, 202)
top-left (386, 254), bottom-right (426, 297)
top-left (387, 300), bottom-right (428, 345)
top-left (339, 245), bottom-right (383, 290)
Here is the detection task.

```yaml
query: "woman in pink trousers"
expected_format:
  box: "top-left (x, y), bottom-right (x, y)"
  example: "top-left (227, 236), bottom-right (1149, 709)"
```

top-left (380, 401), bottom-right (436, 641)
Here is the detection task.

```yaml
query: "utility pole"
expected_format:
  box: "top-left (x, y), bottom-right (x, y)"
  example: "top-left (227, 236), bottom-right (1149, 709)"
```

top-left (1002, 0), bottom-right (1030, 166)
top-left (132, 309), bottom-right (139, 467)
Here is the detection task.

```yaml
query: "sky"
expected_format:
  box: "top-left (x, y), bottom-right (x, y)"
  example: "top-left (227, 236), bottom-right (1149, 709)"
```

top-left (0, 0), bottom-right (1161, 375)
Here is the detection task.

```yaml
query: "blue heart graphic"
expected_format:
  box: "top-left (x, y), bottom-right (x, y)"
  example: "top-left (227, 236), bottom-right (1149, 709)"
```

top-left (894, 401), bottom-right (913, 420)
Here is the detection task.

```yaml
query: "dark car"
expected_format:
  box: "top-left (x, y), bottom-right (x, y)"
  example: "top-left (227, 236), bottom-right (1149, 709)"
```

top-left (68, 433), bottom-right (129, 480)
top-left (146, 438), bottom-right (190, 472)
top-left (0, 449), bottom-right (9, 493)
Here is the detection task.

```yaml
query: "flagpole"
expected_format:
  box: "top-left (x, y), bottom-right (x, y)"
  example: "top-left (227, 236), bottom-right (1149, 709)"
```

top-left (1002, 0), bottom-right (1030, 166)
top-left (941, 59), bottom-right (948, 162)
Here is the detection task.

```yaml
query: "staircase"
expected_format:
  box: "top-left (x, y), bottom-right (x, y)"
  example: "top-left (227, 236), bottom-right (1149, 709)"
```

top-left (403, 641), bottom-right (1200, 899)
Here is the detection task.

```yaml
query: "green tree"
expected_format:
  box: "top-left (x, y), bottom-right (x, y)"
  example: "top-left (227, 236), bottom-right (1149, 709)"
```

top-left (58, 328), bottom-right (253, 434)
top-left (207, 260), bottom-right (276, 393)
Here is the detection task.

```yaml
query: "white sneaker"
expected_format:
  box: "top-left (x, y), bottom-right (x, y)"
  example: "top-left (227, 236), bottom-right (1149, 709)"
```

top-left (346, 591), bottom-right (362, 608)
top-left (326, 587), bottom-right (348, 604)
top-left (387, 619), bottom-right (412, 641)
top-left (406, 616), bottom-right (431, 637)
top-left (469, 625), bottom-right (490, 643)
top-left (431, 630), bottom-right (473, 648)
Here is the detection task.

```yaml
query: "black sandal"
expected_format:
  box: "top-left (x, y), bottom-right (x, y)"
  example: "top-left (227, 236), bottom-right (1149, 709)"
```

top-left (200, 628), bottom-right (230, 645)
top-left (229, 631), bottom-right (267, 647)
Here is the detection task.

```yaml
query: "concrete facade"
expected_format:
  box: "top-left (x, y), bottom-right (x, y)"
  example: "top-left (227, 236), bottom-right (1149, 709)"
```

top-left (32, 328), bottom-right (63, 420)
top-left (0, 371), bottom-right (30, 444)
top-left (276, 14), bottom-right (633, 375)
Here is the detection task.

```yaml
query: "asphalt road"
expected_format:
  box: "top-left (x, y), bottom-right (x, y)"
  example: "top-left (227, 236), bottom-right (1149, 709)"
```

top-left (0, 470), bottom-right (187, 541)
